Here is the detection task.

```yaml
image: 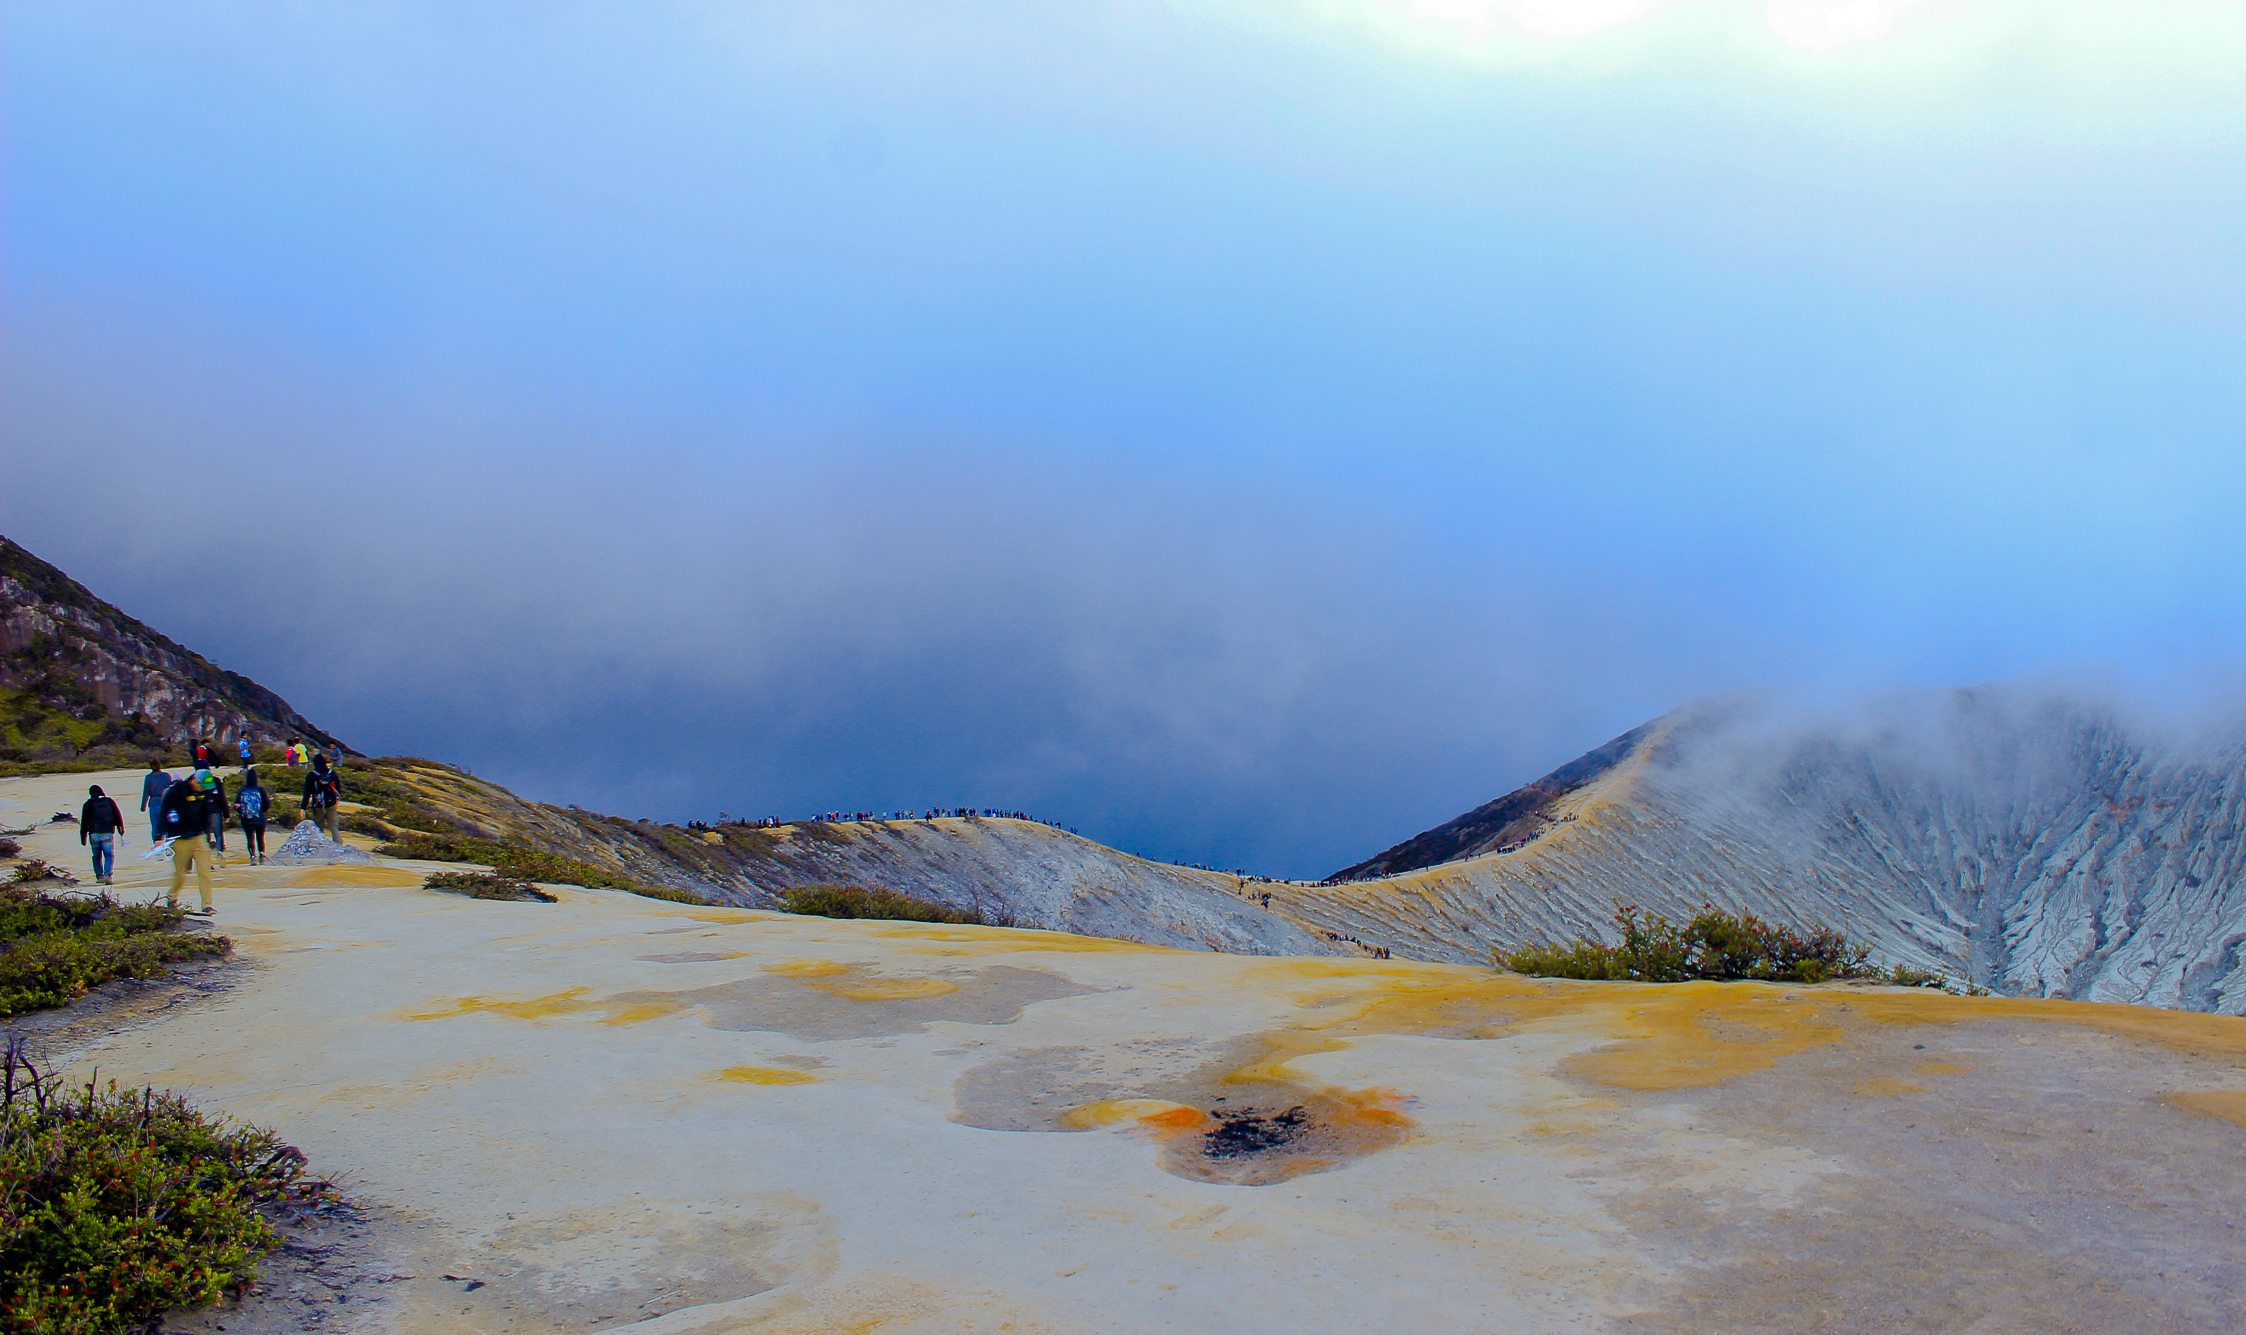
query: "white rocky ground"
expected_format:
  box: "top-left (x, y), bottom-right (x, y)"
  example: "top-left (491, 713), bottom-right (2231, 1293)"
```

top-left (5, 769), bottom-right (2246, 1334)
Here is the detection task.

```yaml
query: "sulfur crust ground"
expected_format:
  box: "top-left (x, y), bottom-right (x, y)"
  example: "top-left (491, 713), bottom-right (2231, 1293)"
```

top-left (4, 769), bottom-right (2245, 1334)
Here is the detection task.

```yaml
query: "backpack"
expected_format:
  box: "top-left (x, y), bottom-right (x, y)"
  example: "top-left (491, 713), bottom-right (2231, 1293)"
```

top-left (309, 773), bottom-right (339, 808)
top-left (239, 788), bottom-right (265, 820)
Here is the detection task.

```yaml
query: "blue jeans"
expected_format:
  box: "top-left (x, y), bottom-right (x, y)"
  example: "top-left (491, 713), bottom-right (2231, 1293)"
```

top-left (88, 834), bottom-right (115, 880)
top-left (149, 812), bottom-right (163, 841)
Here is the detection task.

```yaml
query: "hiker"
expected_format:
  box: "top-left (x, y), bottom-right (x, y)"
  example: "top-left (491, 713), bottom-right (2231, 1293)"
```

top-left (303, 754), bottom-right (343, 843)
top-left (157, 770), bottom-right (223, 915)
top-left (80, 785), bottom-right (126, 885)
top-left (192, 738), bottom-right (213, 769)
top-left (235, 767), bottom-right (270, 864)
top-left (201, 768), bottom-right (230, 863)
top-left (237, 736), bottom-right (254, 768)
top-left (139, 760), bottom-right (173, 841)
top-left (285, 739), bottom-right (302, 767)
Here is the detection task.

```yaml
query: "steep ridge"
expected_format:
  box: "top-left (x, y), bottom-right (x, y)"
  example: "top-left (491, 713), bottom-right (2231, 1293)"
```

top-left (1274, 690), bottom-right (2246, 1013)
top-left (290, 758), bottom-right (1339, 956)
top-left (0, 535), bottom-right (349, 763)
top-left (1334, 719), bottom-right (1657, 879)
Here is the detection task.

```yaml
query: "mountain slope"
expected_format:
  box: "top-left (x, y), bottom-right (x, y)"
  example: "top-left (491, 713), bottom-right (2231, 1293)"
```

top-left (0, 535), bottom-right (349, 765)
top-left (1276, 690), bottom-right (2246, 1013)
top-left (324, 756), bottom-right (1340, 955)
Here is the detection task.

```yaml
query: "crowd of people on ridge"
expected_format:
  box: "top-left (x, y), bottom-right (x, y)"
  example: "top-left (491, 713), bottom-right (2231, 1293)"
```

top-left (682, 809), bottom-right (1072, 832)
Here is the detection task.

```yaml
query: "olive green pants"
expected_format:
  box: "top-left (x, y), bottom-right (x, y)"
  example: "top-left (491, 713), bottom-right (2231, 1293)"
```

top-left (169, 834), bottom-right (214, 910)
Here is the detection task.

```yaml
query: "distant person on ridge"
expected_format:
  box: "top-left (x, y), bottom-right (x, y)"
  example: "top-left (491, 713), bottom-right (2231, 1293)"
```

top-left (139, 760), bottom-right (173, 841)
top-left (157, 770), bottom-right (223, 915)
top-left (304, 755), bottom-right (343, 843)
top-left (235, 767), bottom-right (270, 864)
top-left (80, 784), bottom-right (126, 885)
top-left (238, 736), bottom-right (254, 768)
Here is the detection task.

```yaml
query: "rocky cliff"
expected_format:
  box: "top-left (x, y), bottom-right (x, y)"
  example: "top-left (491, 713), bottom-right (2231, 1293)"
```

top-left (1278, 689), bottom-right (2246, 1013)
top-left (0, 535), bottom-right (349, 762)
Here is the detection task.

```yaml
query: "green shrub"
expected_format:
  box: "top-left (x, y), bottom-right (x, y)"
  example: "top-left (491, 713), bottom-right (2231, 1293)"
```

top-left (0, 890), bottom-right (230, 1017)
top-left (376, 833), bottom-right (706, 905)
top-left (1500, 901), bottom-right (1872, 985)
top-left (0, 1041), bottom-right (309, 1334)
top-left (781, 883), bottom-right (980, 924)
top-left (619, 884), bottom-right (709, 904)
top-left (422, 870), bottom-right (558, 902)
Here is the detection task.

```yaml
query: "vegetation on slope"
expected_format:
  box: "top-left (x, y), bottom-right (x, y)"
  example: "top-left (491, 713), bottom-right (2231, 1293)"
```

top-left (1501, 901), bottom-right (1963, 990)
top-left (423, 870), bottom-right (559, 902)
top-left (0, 888), bottom-right (229, 1018)
top-left (782, 883), bottom-right (982, 924)
top-left (379, 830), bottom-right (702, 903)
top-left (0, 1042), bottom-right (311, 1334)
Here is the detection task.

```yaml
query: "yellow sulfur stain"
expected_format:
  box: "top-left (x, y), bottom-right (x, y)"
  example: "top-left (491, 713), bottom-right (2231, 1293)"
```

top-left (1914, 1061), bottom-right (1976, 1076)
top-left (281, 866), bottom-right (426, 888)
top-left (1059, 1099), bottom-right (1195, 1130)
top-left (761, 958), bottom-right (962, 1000)
top-left (1853, 1077), bottom-right (1925, 1098)
top-left (763, 959), bottom-right (852, 978)
top-left (2168, 1091), bottom-right (2246, 1129)
top-left (405, 987), bottom-right (685, 1027)
top-left (1246, 963), bottom-right (2246, 1094)
top-left (822, 977), bottom-right (958, 1001)
top-left (712, 1066), bottom-right (818, 1086)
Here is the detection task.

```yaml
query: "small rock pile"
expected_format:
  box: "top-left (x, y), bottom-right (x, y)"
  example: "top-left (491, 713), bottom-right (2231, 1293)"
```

top-left (270, 820), bottom-right (375, 866)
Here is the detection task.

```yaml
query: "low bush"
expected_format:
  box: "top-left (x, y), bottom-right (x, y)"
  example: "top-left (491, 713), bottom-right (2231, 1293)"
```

top-left (8, 860), bottom-right (75, 887)
top-left (619, 883), bottom-right (709, 904)
top-left (422, 870), bottom-right (558, 902)
top-left (0, 1040), bottom-right (310, 1334)
top-left (781, 883), bottom-right (980, 924)
top-left (1500, 902), bottom-right (1873, 985)
top-left (0, 839), bottom-right (19, 860)
top-left (0, 890), bottom-right (230, 1017)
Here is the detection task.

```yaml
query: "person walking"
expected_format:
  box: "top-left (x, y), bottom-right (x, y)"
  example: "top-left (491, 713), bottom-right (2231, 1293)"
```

top-left (139, 760), bottom-right (173, 841)
top-left (157, 770), bottom-right (223, 915)
top-left (192, 738), bottom-right (213, 769)
top-left (203, 768), bottom-right (230, 863)
top-left (235, 768), bottom-right (270, 865)
top-left (237, 736), bottom-right (254, 768)
top-left (303, 755), bottom-right (343, 843)
top-left (80, 785), bottom-right (126, 885)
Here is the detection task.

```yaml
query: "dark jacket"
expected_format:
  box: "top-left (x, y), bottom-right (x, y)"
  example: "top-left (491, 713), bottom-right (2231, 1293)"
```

top-left (303, 766), bottom-right (341, 809)
top-left (80, 795), bottom-right (125, 841)
top-left (140, 770), bottom-right (173, 811)
top-left (157, 781), bottom-right (220, 840)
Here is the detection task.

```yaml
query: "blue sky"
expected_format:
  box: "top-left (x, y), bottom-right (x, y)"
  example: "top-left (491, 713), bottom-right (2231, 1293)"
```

top-left (8, 1), bottom-right (2245, 875)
